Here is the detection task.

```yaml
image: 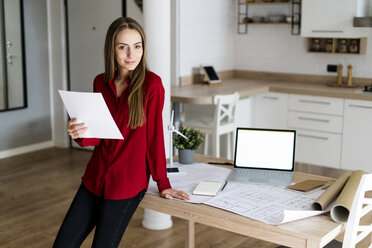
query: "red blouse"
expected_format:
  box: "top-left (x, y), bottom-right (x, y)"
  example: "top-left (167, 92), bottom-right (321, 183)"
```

top-left (75, 71), bottom-right (171, 199)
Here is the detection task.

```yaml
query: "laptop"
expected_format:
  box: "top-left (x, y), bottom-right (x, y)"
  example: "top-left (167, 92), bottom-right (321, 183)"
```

top-left (226, 128), bottom-right (296, 187)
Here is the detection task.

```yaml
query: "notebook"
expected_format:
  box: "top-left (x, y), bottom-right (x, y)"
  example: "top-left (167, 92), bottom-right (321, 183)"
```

top-left (192, 180), bottom-right (224, 196)
top-left (286, 179), bottom-right (330, 194)
top-left (226, 128), bottom-right (296, 187)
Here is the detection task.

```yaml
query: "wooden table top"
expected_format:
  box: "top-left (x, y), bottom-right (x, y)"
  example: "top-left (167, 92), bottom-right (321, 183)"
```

top-left (171, 78), bottom-right (372, 104)
top-left (140, 154), bottom-right (345, 248)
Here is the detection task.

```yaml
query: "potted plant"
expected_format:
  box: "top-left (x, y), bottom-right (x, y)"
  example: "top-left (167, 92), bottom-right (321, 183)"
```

top-left (173, 125), bottom-right (204, 164)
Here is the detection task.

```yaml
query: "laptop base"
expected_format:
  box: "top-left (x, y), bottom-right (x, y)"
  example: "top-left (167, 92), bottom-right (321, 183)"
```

top-left (226, 169), bottom-right (293, 187)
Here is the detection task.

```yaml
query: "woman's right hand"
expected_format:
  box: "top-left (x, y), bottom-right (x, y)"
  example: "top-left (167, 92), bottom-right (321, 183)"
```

top-left (67, 118), bottom-right (87, 139)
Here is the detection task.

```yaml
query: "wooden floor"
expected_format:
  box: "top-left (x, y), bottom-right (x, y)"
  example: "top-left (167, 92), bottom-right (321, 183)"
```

top-left (0, 148), bottom-right (345, 248)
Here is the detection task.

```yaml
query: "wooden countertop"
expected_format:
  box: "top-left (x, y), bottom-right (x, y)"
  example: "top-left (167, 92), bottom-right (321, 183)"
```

top-left (171, 78), bottom-right (372, 104)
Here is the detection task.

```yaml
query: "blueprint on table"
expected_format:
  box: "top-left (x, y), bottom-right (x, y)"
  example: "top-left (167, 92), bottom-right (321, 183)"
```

top-left (147, 162), bottom-right (329, 225)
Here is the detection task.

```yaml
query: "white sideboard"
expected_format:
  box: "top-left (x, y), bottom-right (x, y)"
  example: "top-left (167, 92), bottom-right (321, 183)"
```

top-left (238, 93), bottom-right (371, 171)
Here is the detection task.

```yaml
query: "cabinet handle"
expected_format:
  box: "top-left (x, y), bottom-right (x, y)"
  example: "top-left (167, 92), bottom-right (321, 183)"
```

top-left (298, 134), bottom-right (329, 141)
top-left (349, 104), bottom-right (372, 109)
top-left (298, 116), bottom-right (330, 123)
top-left (299, 99), bottom-right (331, 105)
top-left (311, 30), bottom-right (344, 33)
top-left (263, 96), bottom-right (279, 100)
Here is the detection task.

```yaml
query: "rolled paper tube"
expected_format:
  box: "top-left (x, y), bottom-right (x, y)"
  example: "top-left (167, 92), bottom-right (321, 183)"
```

top-left (312, 171), bottom-right (352, 211)
top-left (330, 170), bottom-right (365, 223)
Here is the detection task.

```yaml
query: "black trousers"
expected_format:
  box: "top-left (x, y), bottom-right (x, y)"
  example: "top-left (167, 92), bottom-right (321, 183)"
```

top-left (53, 184), bottom-right (145, 248)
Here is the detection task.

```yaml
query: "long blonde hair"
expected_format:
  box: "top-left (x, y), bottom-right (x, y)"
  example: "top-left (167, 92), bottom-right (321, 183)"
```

top-left (104, 17), bottom-right (147, 129)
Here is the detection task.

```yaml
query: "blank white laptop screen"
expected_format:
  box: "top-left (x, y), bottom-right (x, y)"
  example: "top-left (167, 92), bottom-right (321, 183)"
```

top-left (235, 129), bottom-right (295, 170)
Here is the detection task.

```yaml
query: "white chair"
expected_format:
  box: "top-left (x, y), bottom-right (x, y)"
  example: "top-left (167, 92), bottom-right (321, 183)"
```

top-left (278, 173), bottom-right (372, 248)
top-left (342, 173), bottom-right (372, 248)
top-left (182, 92), bottom-right (239, 159)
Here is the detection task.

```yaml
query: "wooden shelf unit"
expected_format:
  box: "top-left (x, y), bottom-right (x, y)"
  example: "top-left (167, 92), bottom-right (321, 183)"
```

top-left (240, 22), bottom-right (291, 25)
top-left (240, 1), bottom-right (292, 5)
top-left (306, 38), bottom-right (367, 55)
top-left (237, 0), bottom-right (301, 35)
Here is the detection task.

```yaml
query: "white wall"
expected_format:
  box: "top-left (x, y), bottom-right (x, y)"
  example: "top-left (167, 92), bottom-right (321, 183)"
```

top-left (126, 0), bottom-right (144, 26)
top-left (235, 26), bottom-right (372, 78)
top-left (179, 0), bottom-right (236, 77)
top-left (179, 0), bottom-right (372, 79)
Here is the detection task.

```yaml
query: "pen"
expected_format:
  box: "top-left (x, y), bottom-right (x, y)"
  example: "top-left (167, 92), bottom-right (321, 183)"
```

top-left (208, 162), bottom-right (233, 166)
top-left (221, 181), bottom-right (228, 191)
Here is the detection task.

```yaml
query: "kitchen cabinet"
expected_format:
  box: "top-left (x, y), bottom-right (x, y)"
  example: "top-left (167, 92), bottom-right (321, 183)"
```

top-left (341, 99), bottom-right (372, 173)
top-left (236, 97), bottom-right (254, 128)
top-left (288, 94), bottom-right (344, 168)
top-left (253, 92), bottom-right (288, 129)
top-left (295, 129), bottom-right (342, 168)
top-left (301, 0), bottom-right (369, 38)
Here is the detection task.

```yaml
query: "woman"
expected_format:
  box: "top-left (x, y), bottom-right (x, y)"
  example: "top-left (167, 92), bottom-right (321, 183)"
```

top-left (53, 17), bottom-right (189, 248)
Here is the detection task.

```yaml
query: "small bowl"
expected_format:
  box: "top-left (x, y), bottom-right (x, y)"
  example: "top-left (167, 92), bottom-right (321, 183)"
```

top-left (267, 14), bottom-right (286, 23)
top-left (242, 17), bottom-right (252, 23)
top-left (251, 16), bottom-right (265, 23)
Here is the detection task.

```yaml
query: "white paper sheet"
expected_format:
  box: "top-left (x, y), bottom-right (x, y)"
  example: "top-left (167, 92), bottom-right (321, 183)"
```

top-left (59, 90), bottom-right (123, 139)
top-left (147, 162), bottom-right (329, 225)
top-left (147, 162), bottom-right (231, 203)
top-left (204, 183), bottom-right (328, 225)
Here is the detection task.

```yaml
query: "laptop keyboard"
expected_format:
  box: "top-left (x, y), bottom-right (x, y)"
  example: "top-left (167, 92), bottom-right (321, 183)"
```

top-left (236, 169), bottom-right (292, 179)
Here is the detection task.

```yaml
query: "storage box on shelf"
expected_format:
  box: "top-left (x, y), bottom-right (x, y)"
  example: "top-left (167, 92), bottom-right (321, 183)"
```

top-left (307, 38), bottom-right (366, 54)
top-left (287, 94), bottom-right (344, 169)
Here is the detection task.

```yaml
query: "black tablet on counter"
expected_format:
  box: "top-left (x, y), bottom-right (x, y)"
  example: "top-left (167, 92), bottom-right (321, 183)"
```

top-left (201, 65), bottom-right (221, 84)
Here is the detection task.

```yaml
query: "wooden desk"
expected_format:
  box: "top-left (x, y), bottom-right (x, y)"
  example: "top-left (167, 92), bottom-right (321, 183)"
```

top-left (139, 154), bottom-right (345, 248)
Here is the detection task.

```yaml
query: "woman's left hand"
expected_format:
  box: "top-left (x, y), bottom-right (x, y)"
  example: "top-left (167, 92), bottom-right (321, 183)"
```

top-left (160, 189), bottom-right (190, 201)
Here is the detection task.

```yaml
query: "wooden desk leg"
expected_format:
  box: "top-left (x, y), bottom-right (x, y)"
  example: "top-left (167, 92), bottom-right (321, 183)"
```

top-left (185, 220), bottom-right (195, 248)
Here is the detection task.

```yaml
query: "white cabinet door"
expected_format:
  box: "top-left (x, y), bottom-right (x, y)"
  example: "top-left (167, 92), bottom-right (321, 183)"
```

top-left (253, 93), bottom-right (288, 129)
top-left (295, 129), bottom-right (342, 168)
top-left (236, 97), bottom-right (253, 128)
top-left (67, 0), bottom-right (123, 149)
top-left (301, 0), bottom-right (368, 38)
top-left (341, 99), bottom-right (372, 172)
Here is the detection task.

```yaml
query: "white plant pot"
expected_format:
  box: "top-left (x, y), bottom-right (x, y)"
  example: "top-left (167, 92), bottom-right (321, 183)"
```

top-left (142, 209), bottom-right (172, 230)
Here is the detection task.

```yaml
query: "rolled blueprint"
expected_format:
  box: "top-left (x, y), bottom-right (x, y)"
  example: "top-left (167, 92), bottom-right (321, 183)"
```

top-left (330, 170), bottom-right (365, 223)
top-left (312, 171), bottom-right (352, 211)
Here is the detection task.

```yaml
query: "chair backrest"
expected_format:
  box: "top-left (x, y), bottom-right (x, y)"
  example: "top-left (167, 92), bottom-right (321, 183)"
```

top-left (343, 173), bottom-right (372, 248)
top-left (213, 92), bottom-right (240, 133)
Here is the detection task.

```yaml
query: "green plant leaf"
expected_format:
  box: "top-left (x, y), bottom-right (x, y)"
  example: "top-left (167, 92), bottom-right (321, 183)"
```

top-left (173, 125), bottom-right (205, 150)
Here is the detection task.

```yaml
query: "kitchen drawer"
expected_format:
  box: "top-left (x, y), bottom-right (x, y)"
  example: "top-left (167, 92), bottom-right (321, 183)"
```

top-left (289, 94), bottom-right (344, 115)
top-left (288, 112), bottom-right (343, 133)
top-left (295, 129), bottom-right (341, 168)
